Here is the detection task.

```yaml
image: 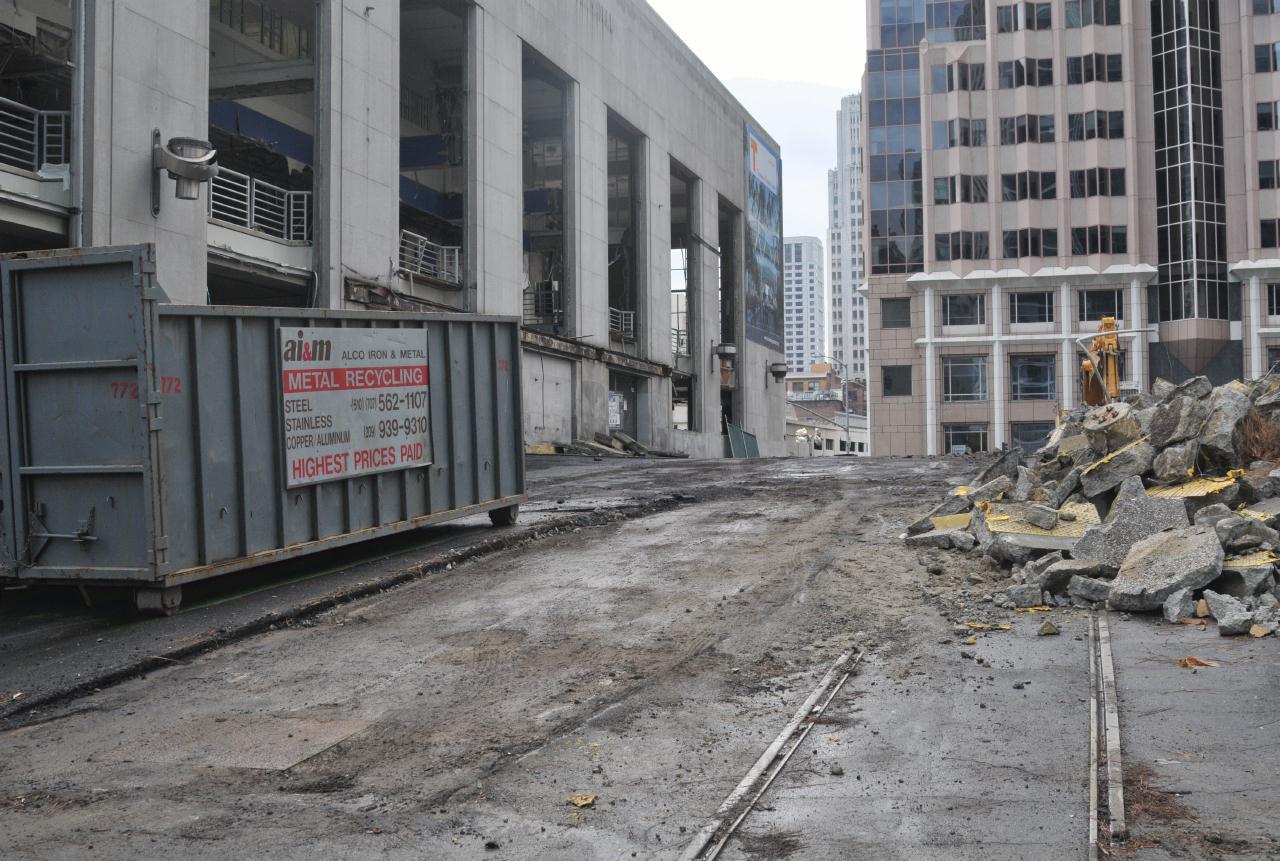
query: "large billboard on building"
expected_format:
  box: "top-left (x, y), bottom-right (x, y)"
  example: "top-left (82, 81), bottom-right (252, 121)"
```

top-left (745, 125), bottom-right (783, 351)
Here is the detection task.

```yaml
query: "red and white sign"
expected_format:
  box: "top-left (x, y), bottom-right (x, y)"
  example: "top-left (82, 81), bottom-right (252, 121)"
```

top-left (280, 327), bottom-right (432, 487)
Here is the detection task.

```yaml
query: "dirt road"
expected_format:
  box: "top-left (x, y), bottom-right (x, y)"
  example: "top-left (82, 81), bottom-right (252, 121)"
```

top-left (1, 456), bottom-right (1272, 859)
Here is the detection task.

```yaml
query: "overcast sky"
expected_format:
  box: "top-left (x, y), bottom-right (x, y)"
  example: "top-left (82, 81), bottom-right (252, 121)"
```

top-left (646, 1), bottom-right (867, 243)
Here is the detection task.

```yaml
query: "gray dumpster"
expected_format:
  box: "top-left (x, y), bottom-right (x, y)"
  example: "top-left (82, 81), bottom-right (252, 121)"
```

top-left (0, 245), bottom-right (525, 612)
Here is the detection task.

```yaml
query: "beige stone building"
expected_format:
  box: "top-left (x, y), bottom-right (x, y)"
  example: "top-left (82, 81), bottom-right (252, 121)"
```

top-left (862, 0), bottom-right (1280, 456)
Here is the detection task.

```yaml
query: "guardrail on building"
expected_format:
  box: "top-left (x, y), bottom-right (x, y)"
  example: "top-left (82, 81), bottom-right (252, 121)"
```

top-left (399, 229), bottom-right (462, 285)
top-left (0, 96), bottom-right (70, 172)
top-left (609, 307), bottom-right (636, 338)
top-left (209, 167), bottom-right (312, 242)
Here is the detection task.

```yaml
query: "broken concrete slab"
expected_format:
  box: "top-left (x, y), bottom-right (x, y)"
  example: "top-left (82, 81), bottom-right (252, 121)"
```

top-left (1108, 526), bottom-right (1224, 612)
top-left (967, 475), bottom-right (1014, 506)
top-left (1084, 402), bottom-right (1143, 454)
top-left (1152, 440), bottom-right (1198, 483)
top-left (1068, 575), bottom-right (1112, 604)
top-left (1208, 565), bottom-right (1276, 599)
top-left (1108, 475), bottom-right (1148, 519)
top-left (1214, 516), bottom-right (1280, 553)
top-left (1025, 504), bottom-right (1058, 530)
top-left (1163, 588), bottom-right (1196, 624)
top-left (950, 531), bottom-right (977, 552)
top-left (1164, 375), bottom-right (1213, 403)
top-left (1011, 466), bottom-right (1044, 502)
top-left (1042, 468), bottom-right (1081, 510)
top-left (1006, 584), bottom-right (1045, 608)
top-left (1240, 467), bottom-right (1280, 502)
top-left (1080, 439), bottom-right (1156, 498)
top-left (906, 493), bottom-right (973, 536)
top-left (1199, 381), bottom-right (1252, 465)
top-left (904, 529), bottom-right (965, 550)
top-left (1072, 494), bottom-right (1190, 570)
top-left (1192, 503), bottom-right (1234, 527)
top-left (973, 447), bottom-right (1024, 486)
top-left (1039, 559), bottom-right (1108, 593)
top-left (1147, 395), bottom-right (1210, 449)
top-left (1203, 590), bottom-right (1254, 636)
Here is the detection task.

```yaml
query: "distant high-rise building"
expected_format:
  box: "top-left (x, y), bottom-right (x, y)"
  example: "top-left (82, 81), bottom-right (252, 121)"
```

top-left (827, 93), bottom-right (867, 382)
top-left (861, 0), bottom-right (1277, 457)
top-left (784, 237), bottom-right (827, 373)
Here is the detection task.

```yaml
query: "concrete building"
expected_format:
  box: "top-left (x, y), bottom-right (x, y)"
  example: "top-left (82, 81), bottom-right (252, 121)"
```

top-left (827, 93), bottom-right (867, 382)
top-left (783, 236), bottom-right (826, 372)
top-left (861, 0), bottom-right (1280, 457)
top-left (0, 0), bottom-right (786, 459)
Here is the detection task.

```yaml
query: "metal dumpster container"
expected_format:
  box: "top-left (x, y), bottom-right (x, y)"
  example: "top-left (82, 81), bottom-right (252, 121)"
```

top-left (0, 246), bottom-right (525, 612)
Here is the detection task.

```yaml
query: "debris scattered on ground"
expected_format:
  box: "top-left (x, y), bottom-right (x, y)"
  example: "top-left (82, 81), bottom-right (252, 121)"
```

top-left (1037, 620), bottom-right (1059, 636)
top-left (1177, 656), bottom-right (1218, 669)
top-left (906, 373), bottom-right (1280, 637)
top-left (567, 793), bottom-right (597, 809)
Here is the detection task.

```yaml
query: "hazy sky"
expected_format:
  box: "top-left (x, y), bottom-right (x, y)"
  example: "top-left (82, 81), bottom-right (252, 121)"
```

top-left (646, 1), bottom-right (868, 243)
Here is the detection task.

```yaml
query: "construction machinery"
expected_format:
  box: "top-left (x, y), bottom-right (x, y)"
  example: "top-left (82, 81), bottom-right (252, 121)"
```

top-left (1081, 316), bottom-right (1122, 406)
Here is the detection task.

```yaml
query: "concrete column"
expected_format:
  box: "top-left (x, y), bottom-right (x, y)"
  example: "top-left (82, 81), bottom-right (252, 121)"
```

top-left (990, 284), bottom-right (1006, 449)
top-left (1059, 282), bottom-right (1075, 409)
top-left (924, 285), bottom-right (937, 456)
top-left (1128, 277), bottom-right (1145, 391)
top-left (1250, 275), bottom-right (1264, 379)
top-left (82, 0), bottom-right (211, 303)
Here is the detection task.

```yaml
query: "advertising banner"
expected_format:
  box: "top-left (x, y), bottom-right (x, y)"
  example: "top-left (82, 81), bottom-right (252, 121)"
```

top-left (745, 125), bottom-right (783, 351)
top-left (279, 327), bottom-right (433, 487)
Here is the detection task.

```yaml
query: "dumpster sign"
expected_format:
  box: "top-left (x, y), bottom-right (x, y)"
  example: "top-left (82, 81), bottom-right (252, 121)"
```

top-left (280, 327), bottom-right (433, 487)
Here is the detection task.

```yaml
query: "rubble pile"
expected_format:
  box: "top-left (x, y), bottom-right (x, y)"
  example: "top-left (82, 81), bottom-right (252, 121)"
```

top-left (906, 375), bottom-right (1280, 638)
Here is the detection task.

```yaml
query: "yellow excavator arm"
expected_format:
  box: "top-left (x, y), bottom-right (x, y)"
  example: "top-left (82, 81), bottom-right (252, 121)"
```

top-left (1081, 316), bottom-right (1121, 406)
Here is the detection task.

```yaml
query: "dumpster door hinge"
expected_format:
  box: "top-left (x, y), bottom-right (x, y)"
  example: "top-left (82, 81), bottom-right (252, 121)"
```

top-left (28, 504), bottom-right (98, 562)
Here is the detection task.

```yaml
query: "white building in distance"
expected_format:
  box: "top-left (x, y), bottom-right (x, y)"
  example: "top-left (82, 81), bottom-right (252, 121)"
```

top-left (827, 93), bottom-right (867, 382)
top-left (784, 236), bottom-right (826, 373)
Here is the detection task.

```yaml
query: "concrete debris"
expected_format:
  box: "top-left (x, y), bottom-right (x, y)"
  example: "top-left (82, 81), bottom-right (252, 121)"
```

top-left (1024, 504), bottom-right (1058, 531)
top-left (1163, 588), bottom-right (1197, 624)
top-left (1109, 527), bottom-right (1224, 613)
top-left (1202, 590), bottom-right (1254, 636)
top-left (1037, 620), bottom-right (1059, 636)
top-left (1073, 494), bottom-right (1189, 570)
top-left (907, 373), bottom-right (1280, 636)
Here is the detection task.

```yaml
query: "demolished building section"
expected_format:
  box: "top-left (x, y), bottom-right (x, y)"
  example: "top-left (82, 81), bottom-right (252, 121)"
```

top-left (906, 377), bottom-right (1280, 638)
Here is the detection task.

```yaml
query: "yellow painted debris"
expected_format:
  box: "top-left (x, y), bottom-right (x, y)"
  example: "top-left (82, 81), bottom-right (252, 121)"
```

top-left (954, 486), bottom-right (970, 497)
top-left (1147, 474), bottom-right (1238, 499)
top-left (1250, 624), bottom-right (1274, 638)
top-left (1237, 508), bottom-right (1272, 522)
top-left (985, 501), bottom-right (1099, 538)
top-left (567, 794), bottom-right (597, 809)
top-left (931, 512), bottom-right (973, 531)
top-left (962, 635), bottom-right (978, 645)
top-left (964, 622), bottom-right (1012, 632)
top-left (1014, 606), bottom-right (1055, 614)
top-left (1223, 549), bottom-right (1280, 569)
top-left (1081, 436), bottom-right (1150, 476)
top-left (525, 443), bottom-right (558, 455)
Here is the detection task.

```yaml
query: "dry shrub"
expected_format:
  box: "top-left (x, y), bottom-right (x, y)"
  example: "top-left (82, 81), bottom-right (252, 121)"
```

top-left (1236, 409), bottom-right (1280, 465)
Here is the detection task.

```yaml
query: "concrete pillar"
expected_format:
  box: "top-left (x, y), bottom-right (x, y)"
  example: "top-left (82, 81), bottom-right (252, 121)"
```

top-left (1128, 277), bottom-right (1145, 391)
top-left (924, 285), bottom-right (937, 456)
top-left (990, 283), bottom-right (1006, 449)
top-left (1059, 282), bottom-right (1075, 409)
top-left (82, 0), bottom-right (210, 303)
top-left (1250, 275), bottom-right (1264, 379)
top-left (314, 1), bottom-right (400, 309)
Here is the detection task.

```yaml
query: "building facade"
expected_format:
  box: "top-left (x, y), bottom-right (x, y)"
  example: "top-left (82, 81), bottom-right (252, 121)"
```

top-left (784, 236), bottom-right (827, 372)
top-left (862, 0), bottom-right (1280, 457)
top-left (827, 93), bottom-right (868, 382)
top-left (0, 0), bottom-right (787, 460)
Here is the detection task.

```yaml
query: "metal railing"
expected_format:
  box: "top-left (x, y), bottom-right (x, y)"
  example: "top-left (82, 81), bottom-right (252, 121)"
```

top-left (609, 307), bottom-right (636, 339)
top-left (209, 167), bottom-right (312, 242)
top-left (399, 229), bottom-right (462, 285)
top-left (523, 282), bottom-right (563, 327)
top-left (671, 328), bottom-right (690, 357)
top-left (0, 96), bottom-right (71, 172)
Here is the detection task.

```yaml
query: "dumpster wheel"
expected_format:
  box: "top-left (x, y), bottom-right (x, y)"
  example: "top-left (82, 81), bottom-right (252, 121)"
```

top-left (489, 504), bottom-right (519, 527)
top-left (135, 586), bottom-right (182, 616)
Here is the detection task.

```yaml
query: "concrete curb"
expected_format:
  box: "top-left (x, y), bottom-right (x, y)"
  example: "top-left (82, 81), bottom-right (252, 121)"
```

top-left (0, 494), bottom-right (691, 728)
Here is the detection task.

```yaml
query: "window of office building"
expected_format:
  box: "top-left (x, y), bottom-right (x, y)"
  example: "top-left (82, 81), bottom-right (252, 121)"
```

top-left (1256, 43), bottom-right (1280, 73)
top-left (931, 61), bottom-right (985, 92)
top-left (943, 293), bottom-right (985, 326)
top-left (1010, 354), bottom-right (1057, 400)
top-left (1066, 0), bottom-right (1121, 26)
top-left (926, 0), bottom-right (986, 42)
top-left (868, 33), bottom-right (925, 274)
top-left (1257, 101), bottom-right (1280, 130)
top-left (883, 364), bottom-right (913, 396)
top-left (1258, 0), bottom-right (1280, 14)
top-left (1067, 53), bottom-right (1123, 84)
top-left (1068, 110), bottom-right (1124, 141)
top-left (1010, 291), bottom-right (1055, 323)
top-left (944, 423), bottom-right (989, 454)
top-left (998, 58), bottom-right (1053, 89)
top-left (607, 114), bottom-right (643, 342)
top-left (1262, 160), bottom-right (1280, 189)
top-left (882, 297), bottom-right (912, 328)
top-left (1079, 288), bottom-right (1123, 321)
top-left (1003, 228), bottom-right (1058, 259)
top-left (933, 174), bottom-right (988, 205)
top-left (1071, 225), bottom-right (1129, 255)
top-left (936, 232), bottom-right (991, 262)
top-left (932, 118), bottom-right (987, 148)
top-left (1001, 171), bottom-right (1056, 201)
top-left (1267, 283), bottom-right (1280, 316)
top-left (1070, 168), bottom-right (1127, 198)
top-left (1000, 114), bottom-right (1055, 144)
top-left (997, 2), bottom-right (1051, 32)
top-left (1010, 421), bottom-right (1056, 452)
top-left (943, 356), bottom-right (987, 401)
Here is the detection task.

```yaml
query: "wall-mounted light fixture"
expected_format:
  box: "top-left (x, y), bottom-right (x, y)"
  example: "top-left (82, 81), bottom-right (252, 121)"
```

top-left (152, 130), bottom-right (218, 216)
top-left (713, 343), bottom-right (738, 359)
top-left (768, 361), bottom-right (788, 383)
